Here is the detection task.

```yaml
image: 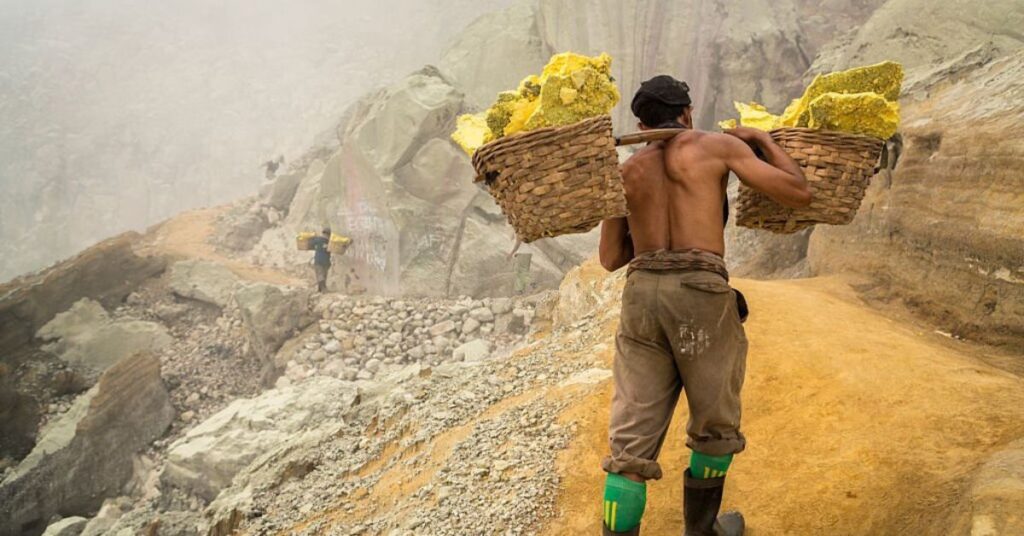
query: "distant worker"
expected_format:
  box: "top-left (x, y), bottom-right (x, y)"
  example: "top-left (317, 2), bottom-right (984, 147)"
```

top-left (262, 155), bottom-right (285, 180)
top-left (309, 227), bottom-right (333, 293)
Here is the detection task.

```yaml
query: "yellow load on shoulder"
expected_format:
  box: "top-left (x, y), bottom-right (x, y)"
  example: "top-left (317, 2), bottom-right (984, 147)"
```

top-left (328, 233), bottom-right (352, 255)
top-left (717, 61), bottom-right (904, 139)
top-left (452, 52), bottom-right (621, 156)
top-left (296, 232), bottom-right (317, 251)
top-left (333, 233), bottom-right (358, 255)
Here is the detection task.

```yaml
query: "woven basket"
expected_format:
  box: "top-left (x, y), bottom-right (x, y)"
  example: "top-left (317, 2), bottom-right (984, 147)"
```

top-left (472, 115), bottom-right (626, 243)
top-left (736, 127), bottom-right (884, 234)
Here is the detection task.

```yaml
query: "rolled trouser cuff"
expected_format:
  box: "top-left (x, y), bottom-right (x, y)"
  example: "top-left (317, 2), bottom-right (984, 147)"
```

top-left (686, 435), bottom-right (746, 458)
top-left (601, 454), bottom-right (663, 481)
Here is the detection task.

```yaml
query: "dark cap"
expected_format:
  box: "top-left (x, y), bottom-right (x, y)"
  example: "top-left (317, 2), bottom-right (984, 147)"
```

top-left (630, 75), bottom-right (692, 116)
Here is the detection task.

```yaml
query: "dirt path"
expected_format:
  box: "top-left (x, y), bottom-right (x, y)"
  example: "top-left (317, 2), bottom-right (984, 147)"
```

top-left (544, 276), bottom-right (1024, 535)
top-left (136, 206), bottom-right (303, 286)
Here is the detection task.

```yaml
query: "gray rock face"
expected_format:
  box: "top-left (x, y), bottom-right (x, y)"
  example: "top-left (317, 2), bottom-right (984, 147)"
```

top-left (259, 171), bottom-right (304, 211)
top-left (808, 48), bottom-right (1024, 348)
top-left (162, 377), bottom-right (359, 500)
top-left (0, 355), bottom-right (174, 536)
top-left (253, 64), bottom-right (596, 298)
top-left (235, 283), bottom-right (313, 361)
top-left (439, 1), bottom-right (549, 109)
top-left (36, 298), bottom-right (172, 372)
top-left (453, 339), bottom-right (492, 362)
top-left (216, 205), bottom-right (271, 253)
top-left (809, 0), bottom-right (1024, 81)
top-left (167, 259), bottom-right (241, 308)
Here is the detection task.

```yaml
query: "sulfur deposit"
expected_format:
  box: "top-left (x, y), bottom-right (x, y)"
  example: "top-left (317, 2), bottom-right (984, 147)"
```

top-left (719, 61), bottom-right (903, 139)
top-left (452, 52), bottom-right (620, 155)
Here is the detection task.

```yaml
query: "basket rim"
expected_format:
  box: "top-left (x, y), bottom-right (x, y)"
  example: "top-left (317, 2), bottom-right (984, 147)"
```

top-left (768, 126), bottom-right (885, 144)
top-left (471, 115), bottom-right (612, 170)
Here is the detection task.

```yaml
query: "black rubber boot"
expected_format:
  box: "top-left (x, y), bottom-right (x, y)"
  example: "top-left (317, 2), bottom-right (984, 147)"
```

top-left (683, 469), bottom-right (744, 536)
top-left (603, 523), bottom-right (641, 536)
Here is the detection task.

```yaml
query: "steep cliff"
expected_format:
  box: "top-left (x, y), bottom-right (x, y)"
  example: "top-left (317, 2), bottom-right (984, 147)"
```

top-left (809, 50), bottom-right (1024, 348)
top-left (806, 0), bottom-right (1024, 349)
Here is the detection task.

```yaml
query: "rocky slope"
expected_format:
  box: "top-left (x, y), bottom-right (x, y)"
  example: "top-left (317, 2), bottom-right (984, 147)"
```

top-left (18, 250), bottom-right (1021, 536)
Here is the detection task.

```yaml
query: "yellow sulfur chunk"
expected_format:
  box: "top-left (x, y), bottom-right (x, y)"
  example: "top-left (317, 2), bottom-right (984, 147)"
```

top-left (524, 67), bottom-right (620, 131)
top-left (778, 98), bottom-right (804, 127)
top-left (541, 52), bottom-right (614, 80)
top-left (806, 92), bottom-right (900, 139)
top-left (451, 113), bottom-right (491, 156)
top-left (718, 119), bottom-right (737, 130)
top-left (484, 92), bottom-right (521, 139)
top-left (734, 102), bottom-right (782, 131)
top-left (456, 52), bottom-right (620, 155)
top-left (788, 61), bottom-right (903, 127)
top-left (504, 97), bottom-right (540, 136)
top-left (560, 86), bottom-right (579, 105)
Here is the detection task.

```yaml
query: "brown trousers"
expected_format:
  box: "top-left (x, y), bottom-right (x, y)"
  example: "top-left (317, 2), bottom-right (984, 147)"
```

top-left (602, 269), bottom-right (748, 480)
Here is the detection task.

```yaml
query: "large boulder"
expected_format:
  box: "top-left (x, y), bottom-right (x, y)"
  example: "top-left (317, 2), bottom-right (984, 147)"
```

top-left (0, 231), bottom-right (166, 354)
top-left (347, 66), bottom-right (464, 175)
top-left (36, 298), bottom-right (172, 372)
top-left (950, 440), bottom-right (1024, 535)
top-left (167, 259), bottom-right (241, 308)
top-left (259, 170), bottom-right (304, 212)
top-left (0, 355), bottom-right (174, 536)
top-left (40, 517), bottom-right (87, 536)
top-left (234, 283), bottom-right (314, 361)
top-left (215, 205), bottom-right (270, 253)
top-left (448, 206), bottom-right (565, 298)
top-left (553, 258), bottom-right (626, 329)
top-left (161, 377), bottom-right (359, 501)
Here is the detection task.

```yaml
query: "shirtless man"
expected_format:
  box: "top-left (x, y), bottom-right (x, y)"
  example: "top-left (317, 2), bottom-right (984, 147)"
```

top-left (599, 76), bottom-right (811, 536)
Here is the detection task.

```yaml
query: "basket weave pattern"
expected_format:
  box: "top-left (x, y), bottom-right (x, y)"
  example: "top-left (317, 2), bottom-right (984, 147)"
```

top-left (472, 116), bottom-right (627, 243)
top-left (736, 127), bottom-right (884, 233)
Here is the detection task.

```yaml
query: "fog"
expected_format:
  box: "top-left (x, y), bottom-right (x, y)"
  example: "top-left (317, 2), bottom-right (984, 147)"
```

top-left (0, 0), bottom-right (513, 281)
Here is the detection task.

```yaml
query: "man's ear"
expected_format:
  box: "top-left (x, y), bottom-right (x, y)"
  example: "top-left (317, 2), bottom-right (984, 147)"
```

top-left (679, 107), bottom-right (693, 129)
top-left (638, 122), bottom-right (650, 131)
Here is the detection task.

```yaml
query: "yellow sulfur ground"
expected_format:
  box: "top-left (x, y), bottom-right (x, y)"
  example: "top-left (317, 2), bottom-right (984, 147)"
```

top-left (451, 52), bottom-right (620, 155)
top-left (807, 92), bottom-right (900, 139)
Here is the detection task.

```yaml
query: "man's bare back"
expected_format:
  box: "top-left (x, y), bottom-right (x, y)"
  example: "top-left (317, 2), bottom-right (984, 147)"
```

top-left (600, 126), bottom-right (811, 271)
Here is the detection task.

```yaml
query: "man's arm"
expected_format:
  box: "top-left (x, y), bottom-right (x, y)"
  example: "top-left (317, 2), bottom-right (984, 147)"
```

top-left (599, 217), bottom-right (634, 272)
top-left (722, 128), bottom-right (811, 208)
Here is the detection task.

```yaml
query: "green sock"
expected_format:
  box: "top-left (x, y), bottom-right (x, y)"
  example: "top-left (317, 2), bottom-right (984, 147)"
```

top-left (603, 473), bottom-right (646, 532)
top-left (690, 451), bottom-right (733, 479)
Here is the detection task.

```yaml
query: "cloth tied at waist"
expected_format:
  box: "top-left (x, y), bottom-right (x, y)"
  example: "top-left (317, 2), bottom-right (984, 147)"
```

top-left (627, 248), bottom-right (730, 281)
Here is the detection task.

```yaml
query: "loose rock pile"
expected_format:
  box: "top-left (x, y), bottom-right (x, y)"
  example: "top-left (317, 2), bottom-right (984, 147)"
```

top-left (278, 294), bottom-right (537, 386)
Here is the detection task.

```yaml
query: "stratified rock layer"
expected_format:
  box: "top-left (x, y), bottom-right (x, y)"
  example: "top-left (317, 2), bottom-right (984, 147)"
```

top-left (809, 50), bottom-right (1024, 349)
top-left (0, 355), bottom-right (174, 536)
